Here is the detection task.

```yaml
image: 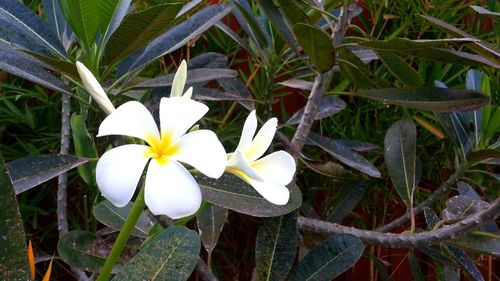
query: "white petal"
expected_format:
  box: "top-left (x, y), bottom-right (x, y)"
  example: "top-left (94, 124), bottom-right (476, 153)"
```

top-left (97, 101), bottom-right (160, 142)
top-left (235, 110), bottom-right (257, 152)
top-left (96, 144), bottom-right (150, 207)
top-left (245, 177), bottom-right (290, 205)
top-left (159, 97), bottom-right (208, 141)
top-left (76, 61), bottom-right (115, 115)
top-left (144, 160), bottom-right (202, 219)
top-left (226, 150), bottom-right (263, 182)
top-left (245, 117), bottom-right (277, 161)
top-left (251, 151), bottom-right (296, 185)
top-left (182, 86), bottom-right (193, 99)
top-left (172, 130), bottom-right (227, 178)
top-left (170, 60), bottom-right (187, 98)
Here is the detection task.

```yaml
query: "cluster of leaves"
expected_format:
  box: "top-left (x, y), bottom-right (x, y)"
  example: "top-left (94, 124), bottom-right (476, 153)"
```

top-left (0, 0), bottom-right (498, 280)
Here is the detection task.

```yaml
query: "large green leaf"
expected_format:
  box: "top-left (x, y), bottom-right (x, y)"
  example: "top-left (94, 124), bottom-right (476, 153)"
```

top-left (376, 50), bottom-right (424, 87)
top-left (197, 204), bottom-right (227, 256)
top-left (104, 3), bottom-right (183, 66)
top-left (59, 0), bottom-right (101, 47)
top-left (7, 154), bottom-right (88, 195)
top-left (255, 211), bottom-right (298, 281)
top-left (350, 87), bottom-right (490, 112)
top-left (293, 23), bottom-right (335, 72)
top-left (98, 0), bottom-right (121, 43)
top-left (196, 174), bottom-right (302, 217)
top-left (384, 119), bottom-right (417, 208)
top-left (112, 226), bottom-right (200, 281)
top-left (0, 0), bottom-right (66, 58)
top-left (289, 234), bottom-right (365, 281)
top-left (71, 113), bottom-right (97, 187)
top-left (57, 230), bottom-right (109, 272)
top-left (93, 200), bottom-right (154, 238)
top-left (0, 151), bottom-right (30, 280)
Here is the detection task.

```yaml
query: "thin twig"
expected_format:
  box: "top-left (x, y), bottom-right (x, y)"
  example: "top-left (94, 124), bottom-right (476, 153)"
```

top-left (196, 258), bottom-right (218, 281)
top-left (298, 197), bottom-right (500, 248)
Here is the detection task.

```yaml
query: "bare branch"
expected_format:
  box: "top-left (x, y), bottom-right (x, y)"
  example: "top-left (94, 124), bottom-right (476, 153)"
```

top-left (57, 93), bottom-right (71, 236)
top-left (196, 258), bottom-right (218, 281)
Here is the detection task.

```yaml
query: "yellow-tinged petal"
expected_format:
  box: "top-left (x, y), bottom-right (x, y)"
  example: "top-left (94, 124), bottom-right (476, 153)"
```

top-left (41, 256), bottom-right (54, 281)
top-left (226, 150), bottom-right (263, 182)
top-left (76, 61), bottom-right (115, 115)
top-left (28, 240), bottom-right (35, 280)
top-left (172, 130), bottom-right (226, 178)
top-left (159, 97), bottom-right (208, 142)
top-left (170, 60), bottom-right (187, 97)
top-left (251, 151), bottom-right (295, 185)
top-left (96, 144), bottom-right (151, 207)
top-left (145, 160), bottom-right (202, 219)
top-left (245, 117), bottom-right (277, 161)
top-left (235, 110), bottom-right (257, 153)
top-left (244, 177), bottom-right (290, 205)
top-left (97, 101), bottom-right (160, 142)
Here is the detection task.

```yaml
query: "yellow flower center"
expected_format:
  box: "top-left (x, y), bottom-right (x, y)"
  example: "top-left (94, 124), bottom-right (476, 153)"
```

top-left (145, 131), bottom-right (179, 166)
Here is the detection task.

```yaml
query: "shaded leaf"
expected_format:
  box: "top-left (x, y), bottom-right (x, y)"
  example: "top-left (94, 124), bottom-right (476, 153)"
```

top-left (327, 181), bottom-right (368, 223)
top-left (131, 68), bottom-right (238, 89)
top-left (93, 200), bottom-right (154, 238)
top-left (293, 23), bottom-right (335, 72)
top-left (197, 204), bottom-right (228, 255)
top-left (376, 50), bottom-right (424, 87)
top-left (71, 113), bottom-right (97, 187)
top-left (57, 230), bottom-right (108, 272)
top-left (289, 234), bottom-right (365, 281)
top-left (449, 233), bottom-right (500, 258)
top-left (351, 87), bottom-right (490, 112)
top-left (256, 211), bottom-right (298, 281)
top-left (275, 0), bottom-right (313, 26)
top-left (410, 48), bottom-right (499, 69)
top-left (384, 119), bottom-right (417, 208)
top-left (360, 37), bottom-right (478, 51)
top-left (409, 254), bottom-right (425, 281)
top-left (8, 154), bottom-right (88, 195)
top-left (0, 151), bottom-right (30, 280)
top-left (466, 149), bottom-right (500, 164)
top-left (232, 0), bottom-right (268, 51)
top-left (301, 159), bottom-right (356, 180)
top-left (287, 96), bottom-right (346, 124)
top-left (338, 48), bottom-right (391, 89)
top-left (112, 226), bottom-right (200, 281)
top-left (278, 78), bottom-right (313, 91)
top-left (42, 0), bottom-right (72, 49)
top-left (196, 174), bottom-right (302, 217)
top-left (446, 246), bottom-right (485, 281)
top-left (442, 195), bottom-right (489, 222)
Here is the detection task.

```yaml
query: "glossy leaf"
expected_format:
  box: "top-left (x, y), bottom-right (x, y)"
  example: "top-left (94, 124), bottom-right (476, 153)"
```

top-left (287, 96), bottom-right (346, 124)
top-left (376, 50), bottom-right (424, 87)
top-left (442, 195), bottom-right (489, 222)
top-left (293, 23), bottom-right (335, 72)
top-left (71, 113), bottom-right (98, 187)
top-left (57, 230), bottom-right (108, 272)
top-left (197, 204), bottom-right (228, 255)
top-left (42, 0), bottom-right (72, 49)
top-left (0, 0), bottom-right (66, 58)
top-left (289, 234), bottom-right (365, 281)
top-left (351, 87), bottom-right (490, 112)
top-left (0, 151), bottom-right (30, 280)
top-left (307, 132), bottom-right (381, 178)
top-left (8, 154), bottom-right (88, 195)
top-left (93, 200), bottom-right (154, 238)
top-left (58, 0), bottom-right (101, 47)
top-left (470, 5), bottom-right (500, 17)
top-left (104, 3), bottom-right (183, 65)
top-left (384, 119), bottom-right (417, 208)
top-left (112, 226), bottom-right (200, 281)
top-left (446, 246), bottom-right (485, 281)
top-left (196, 174), bottom-right (302, 217)
top-left (327, 181), bottom-right (368, 223)
top-left (131, 68), bottom-right (238, 89)
top-left (256, 211), bottom-right (298, 281)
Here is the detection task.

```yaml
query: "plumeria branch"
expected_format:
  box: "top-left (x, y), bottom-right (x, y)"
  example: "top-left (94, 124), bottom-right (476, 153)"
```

top-left (298, 197), bottom-right (500, 248)
top-left (195, 258), bottom-right (218, 281)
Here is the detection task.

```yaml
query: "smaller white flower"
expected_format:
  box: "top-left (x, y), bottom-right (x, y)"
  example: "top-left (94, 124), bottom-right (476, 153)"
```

top-left (76, 61), bottom-right (116, 115)
top-left (226, 111), bottom-right (296, 205)
top-left (170, 60), bottom-right (193, 99)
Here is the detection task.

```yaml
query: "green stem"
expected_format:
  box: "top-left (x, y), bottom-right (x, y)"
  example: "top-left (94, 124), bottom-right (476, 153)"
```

top-left (96, 185), bottom-right (146, 281)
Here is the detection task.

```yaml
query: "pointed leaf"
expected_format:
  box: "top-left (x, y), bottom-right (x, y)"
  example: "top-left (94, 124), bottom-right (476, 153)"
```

top-left (256, 211), bottom-right (298, 281)
top-left (449, 233), bottom-right (500, 258)
top-left (446, 246), bottom-right (485, 281)
top-left (7, 154), bottom-right (88, 195)
top-left (233, 0), bottom-right (268, 50)
top-left (0, 151), bottom-right (30, 280)
top-left (93, 200), bottom-right (154, 238)
top-left (338, 48), bottom-right (391, 89)
top-left (42, 0), bottom-right (72, 48)
top-left (197, 204), bottom-right (228, 254)
top-left (470, 6), bottom-right (500, 17)
top-left (410, 48), bottom-right (499, 68)
top-left (196, 174), bottom-right (301, 217)
top-left (101, 0), bottom-right (131, 49)
top-left (112, 226), bottom-right (200, 281)
top-left (360, 37), bottom-right (478, 51)
top-left (301, 159), bottom-right (356, 180)
top-left (287, 96), bottom-right (346, 124)
top-left (131, 68), bottom-right (238, 89)
top-left (289, 234), bottom-right (365, 281)
top-left (376, 50), bottom-right (424, 87)
top-left (293, 23), bottom-right (335, 72)
top-left (442, 195), bottom-right (489, 222)
top-left (58, 0), bottom-right (101, 47)
top-left (351, 87), bottom-right (490, 112)
top-left (384, 119), bottom-right (418, 208)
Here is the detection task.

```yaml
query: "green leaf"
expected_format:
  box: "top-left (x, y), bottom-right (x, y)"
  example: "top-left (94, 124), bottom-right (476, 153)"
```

top-left (409, 254), bottom-right (425, 281)
top-left (112, 226), bottom-right (200, 281)
top-left (98, 0), bottom-right (120, 40)
top-left (289, 234), bottom-right (365, 281)
top-left (409, 48), bottom-right (499, 68)
top-left (466, 149), bottom-right (500, 164)
top-left (301, 159), bottom-right (356, 180)
top-left (442, 195), bottom-right (489, 222)
top-left (57, 230), bottom-right (108, 272)
top-left (275, 0), bottom-right (313, 26)
top-left (384, 119), bottom-right (417, 208)
top-left (59, 0), bottom-right (101, 47)
top-left (71, 113), bottom-right (97, 187)
top-left (0, 0), bottom-right (67, 58)
top-left (196, 204), bottom-right (227, 255)
top-left (42, 0), bottom-right (72, 47)
top-left (131, 68), bottom-right (238, 89)
top-left (446, 246), bottom-right (485, 281)
top-left (327, 181), bottom-right (368, 223)
top-left (338, 48), bottom-right (391, 89)
top-left (0, 151), bottom-right (30, 280)
top-left (350, 87), bottom-right (490, 112)
top-left (27, 52), bottom-right (80, 80)
top-left (196, 174), bottom-right (302, 217)
top-left (255, 211), bottom-right (298, 281)
top-left (93, 200), bottom-right (154, 238)
top-left (293, 23), bottom-right (335, 72)
top-left (360, 37), bottom-right (478, 51)
top-left (233, 0), bottom-right (269, 50)
top-left (376, 50), bottom-right (424, 87)
top-left (7, 154), bottom-right (88, 195)
top-left (104, 3), bottom-right (183, 66)
top-left (449, 233), bottom-right (500, 258)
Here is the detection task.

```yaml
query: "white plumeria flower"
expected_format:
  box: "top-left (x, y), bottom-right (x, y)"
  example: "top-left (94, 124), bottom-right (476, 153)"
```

top-left (226, 111), bottom-right (296, 205)
top-left (95, 97), bottom-right (226, 219)
top-left (76, 61), bottom-right (116, 115)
